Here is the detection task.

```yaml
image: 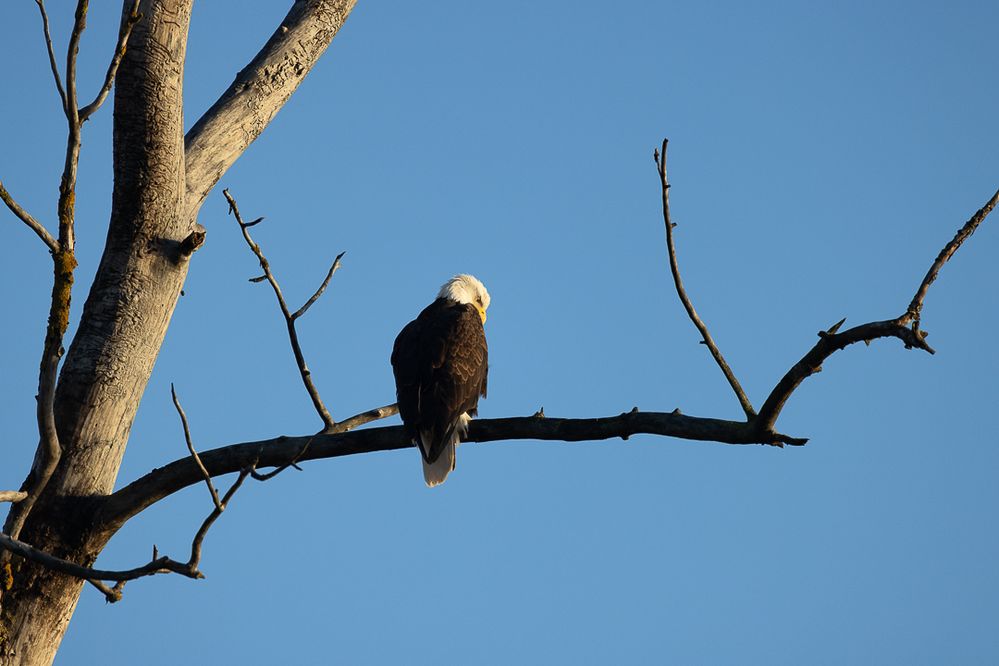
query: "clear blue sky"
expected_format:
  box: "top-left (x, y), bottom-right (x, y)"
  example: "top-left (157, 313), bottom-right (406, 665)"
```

top-left (2, 1), bottom-right (998, 664)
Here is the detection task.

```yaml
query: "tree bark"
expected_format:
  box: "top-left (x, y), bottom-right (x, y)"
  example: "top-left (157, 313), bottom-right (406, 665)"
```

top-left (0, 2), bottom-right (357, 663)
top-left (184, 0), bottom-right (358, 217)
top-left (0, 2), bottom-right (193, 662)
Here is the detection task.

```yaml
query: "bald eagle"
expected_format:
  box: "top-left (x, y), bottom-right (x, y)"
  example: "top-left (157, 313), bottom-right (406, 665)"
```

top-left (391, 275), bottom-right (490, 487)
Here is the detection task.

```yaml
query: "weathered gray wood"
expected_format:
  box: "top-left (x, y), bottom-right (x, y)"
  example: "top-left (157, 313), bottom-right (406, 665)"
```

top-left (0, 2), bottom-right (193, 663)
top-left (1, 2), bottom-right (360, 663)
top-left (184, 0), bottom-right (357, 216)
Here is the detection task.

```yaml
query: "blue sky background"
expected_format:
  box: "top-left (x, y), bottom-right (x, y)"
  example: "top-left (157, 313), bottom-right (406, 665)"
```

top-left (2, 1), bottom-right (998, 664)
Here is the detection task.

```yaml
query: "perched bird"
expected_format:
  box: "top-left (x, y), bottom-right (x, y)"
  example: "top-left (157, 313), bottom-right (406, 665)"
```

top-left (391, 274), bottom-right (490, 487)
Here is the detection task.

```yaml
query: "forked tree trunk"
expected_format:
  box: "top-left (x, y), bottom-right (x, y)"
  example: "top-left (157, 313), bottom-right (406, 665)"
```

top-left (0, 2), bottom-right (194, 663)
top-left (1, 1), bottom-right (355, 661)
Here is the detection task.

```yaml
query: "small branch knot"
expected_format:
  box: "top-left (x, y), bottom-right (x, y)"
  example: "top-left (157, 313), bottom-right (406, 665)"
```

top-left (179, 228), bottom-right (206, 257)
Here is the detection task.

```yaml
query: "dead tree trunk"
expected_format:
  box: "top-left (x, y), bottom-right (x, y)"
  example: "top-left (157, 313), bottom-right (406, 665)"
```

top-left (0, 1), bottom-right (355, 663)
top-left (0, 3), bottom-right (194, 662)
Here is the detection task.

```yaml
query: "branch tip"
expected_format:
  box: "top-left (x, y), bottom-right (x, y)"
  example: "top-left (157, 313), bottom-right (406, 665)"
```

top-left (826, 317), bottom-right (847, 334)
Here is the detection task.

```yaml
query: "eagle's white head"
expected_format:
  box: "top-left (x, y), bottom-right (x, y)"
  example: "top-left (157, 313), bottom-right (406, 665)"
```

top-left (438, 274), bottom-right (490, 323)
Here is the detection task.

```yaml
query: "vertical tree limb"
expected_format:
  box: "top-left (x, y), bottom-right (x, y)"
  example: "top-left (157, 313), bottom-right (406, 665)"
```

top-left (33, 0), bottom-right (68, 113)
top-left (656, 139), bottom-right (757, 419)
top-left (223, 189), bottom-right (340, 431)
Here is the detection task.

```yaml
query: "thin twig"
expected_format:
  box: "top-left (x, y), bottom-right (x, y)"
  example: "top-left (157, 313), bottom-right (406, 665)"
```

top-left (34, 0), bottom-right (68, 113)
top-left (250, 437), bottom-right (315, 481)
top-left (223, 188), bottom-right (338, 431)
top-left (247, 404), bottom-right (402, 479)
top-left (902, 187), bottom-right (999, 330)
top-left (188, 469), bottom-right (249, 570)
top-left (171, 383), bottom-right (222, 510)
top-left (64, 0), bottom-right (88, 125)
top-left (655, 139), bottom-right (756, 419)
top-left (79, 0), bottom-right (142, 122)
top-left (0, 492), bottom-right (28, 504)
top-left (0, 181), bottom-right (59, 252)
top-left (87, 578), bottom-right (124, 604)
top-left (292, 252), bottom-right (345, 320)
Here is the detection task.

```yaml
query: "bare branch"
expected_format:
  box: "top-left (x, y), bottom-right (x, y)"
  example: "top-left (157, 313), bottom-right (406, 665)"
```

top-left (224, 191), bottom-right (291, 315)
top-left (250, 437), bottom-right (314, 482)
top-left (755, 187), bottom-right (998, 431)
top-left (0, 468), bottom-right (251, 598)
top-left (185, 0), bottom-right (358, 216)
top-left (34, 0), bottom-right (68, 113)
top-left (171, 384), bottom-right (221, 510)
top-left (3, 0), bottom-right (90, 559)
top-left (656, 139), bottom-right (756, 419)
top-left (87, 578), bottom-right (124, 604)
top-left (332, 403), bottom-right (400, 434)
top-left (64, 0), bottom-right (88, 126)
top-left (293, 252), bottom-right (345, 321)
top-left (102, 166), bottom-right (999, 534)
top-left (902, 187), bottom-right (999, 329)
top-left (754, 319), bottom-right (934, 432)
top-left (0, 532), bottom-right (200, 584)
top-left (0, 492), bottom-right (28, 504)
top-left (99, 408), bottom-right (804, 532)
top-left (0, 181), bottom-right (59, 253)
top-left (188, 469), bottom-right (249, 571)
top-left (224, 189), bottom-right (337, 431)
top-left (79, 0), bottom-right (143, 122)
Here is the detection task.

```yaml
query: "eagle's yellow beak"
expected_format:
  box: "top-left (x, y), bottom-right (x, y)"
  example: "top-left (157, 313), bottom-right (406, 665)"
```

top-left (475, 306), bottom-right (487, 324)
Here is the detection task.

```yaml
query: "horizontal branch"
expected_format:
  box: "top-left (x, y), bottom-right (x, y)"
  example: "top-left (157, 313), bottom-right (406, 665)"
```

top-left (99, 409), bottom-right (801, 532)
top-left (0, 467), bottom-right (250, 598)
top-left (0, 492), bottom-right (28, 504)
top-left (0, 532), bottom-right (200, 584)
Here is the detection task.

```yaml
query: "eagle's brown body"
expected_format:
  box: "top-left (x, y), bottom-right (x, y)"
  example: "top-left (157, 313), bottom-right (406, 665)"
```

top-left (392, 294), bottom-right (488, 486)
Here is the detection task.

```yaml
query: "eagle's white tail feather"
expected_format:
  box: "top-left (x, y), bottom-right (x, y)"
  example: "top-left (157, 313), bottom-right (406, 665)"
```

top-left (420, 413), bottom-right (471, 487)
top-left (422, 441), bottom-right (454, 487)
